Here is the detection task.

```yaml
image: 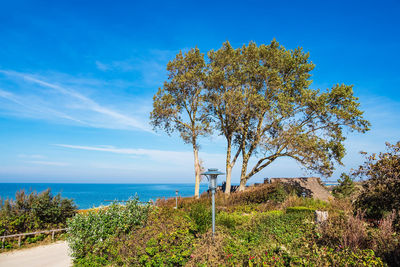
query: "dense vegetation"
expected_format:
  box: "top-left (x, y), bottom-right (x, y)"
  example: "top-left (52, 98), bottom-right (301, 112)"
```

top-left (354, 142), bottom-right (400, 222)
top-left (0, 189), bottom-right (77, 249)
top-left (67, 181), bottom-right (399, 266)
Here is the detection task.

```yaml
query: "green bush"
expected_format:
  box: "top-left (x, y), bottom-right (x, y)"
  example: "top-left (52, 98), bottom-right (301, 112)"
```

top-left (332, 173), bottom-right (356, 199)
top-left (67, 198), bottom-right (151, 260)
top-left (113, 207), bottom-right (196, 266)
top-left (26, 233), bottom-right (46, 244)
top-left (246, 246), bottom-right (385, 266)
top-left (216, 211), bottom-right (250, 230)
top-left (188, 202), bottom-right (212, 234)
top-left (355, 142), bottom-right (400, 221)
top-left (229, 183), bottom-right (293, 205)
top-left (0, 189), bottom-right (77, 236)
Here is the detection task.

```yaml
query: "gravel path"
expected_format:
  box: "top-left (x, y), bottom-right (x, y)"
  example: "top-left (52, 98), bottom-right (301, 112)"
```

top-left (0, 241), bottom-right (72, 267)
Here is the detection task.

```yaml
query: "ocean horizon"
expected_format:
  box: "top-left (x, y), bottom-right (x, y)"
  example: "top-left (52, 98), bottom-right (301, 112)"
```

top-left (0, 183), bottom-right (210, 209)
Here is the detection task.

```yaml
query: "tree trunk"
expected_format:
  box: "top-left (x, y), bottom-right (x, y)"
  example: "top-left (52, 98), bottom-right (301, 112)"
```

top-left (224, 139), bottom-right (232, 195)
top-left (225, 165), bottom-right (232, 195)
top-left (238, 155), bottom-right (249, 191)
top-left (238, 177), bottom-right (247, 191)
top-left (193, 146), bottom-right (201, 199)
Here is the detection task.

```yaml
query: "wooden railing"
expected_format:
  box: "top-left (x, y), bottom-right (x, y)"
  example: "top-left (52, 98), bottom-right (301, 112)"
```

top-left (1, 228), bottom-right (67, 249)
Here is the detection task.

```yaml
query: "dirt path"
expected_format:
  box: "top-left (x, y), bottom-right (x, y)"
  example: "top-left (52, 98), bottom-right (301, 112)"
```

top-left (0, 241), bottom-right (71, 267)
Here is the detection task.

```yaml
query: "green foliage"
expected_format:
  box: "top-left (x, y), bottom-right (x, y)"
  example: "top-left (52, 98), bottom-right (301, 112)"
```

top-left (114, 207), bottom-right (196, 266)
top-left (0, 189), bottom-right (77, 235)
top-left (355, 142), bottom-right (400, 220)
top-left (333, 173), bottom-right (356, 199)
top-left (246, 246), bottom-right (385, 266)
top-left (285, 206), bottom-right (315, 213)
top-left (188, 202), bottom-right (212, 234)
top-left (284, 195), bottom-right (330, 210)
top-left (216, 211), bottom-right (250, 230)
top-left (25, 233), bottom-right (46, 244)
top-left (229, 183), bottom-right (292, 205)
top-left (66, 196), bottom-right (392, 266)
top-left (67, 198), bottom-right (151, 260)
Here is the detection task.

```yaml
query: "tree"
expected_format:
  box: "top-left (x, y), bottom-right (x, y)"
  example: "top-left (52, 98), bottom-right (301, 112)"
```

top-left (150, 48), bottom-right (210, 198)
top-left (207, 40), bottom-right (369, 191)
top-left (332, 173), bottom-right (356, 199)
top-left (231, 41), bottom-right (370, 191)
top-left (355, 142), bottom-right (400, 219)
top-left (206, 42), bottom-right (244, 194)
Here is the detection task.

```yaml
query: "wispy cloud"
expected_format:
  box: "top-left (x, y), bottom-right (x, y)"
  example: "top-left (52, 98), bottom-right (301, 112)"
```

top-left (24, 160), bottom-right (70, 166)
top-left (0, 70), bottom-right (152, 132)
top-left (55, 144), bottom-right (225, 166)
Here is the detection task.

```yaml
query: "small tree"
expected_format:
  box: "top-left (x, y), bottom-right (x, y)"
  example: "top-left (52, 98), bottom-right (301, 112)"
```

top-left (332, 173), bottom-right (356, 199)
top-left (150, 48), bottom-right (210, 198)
top-left (355, 142), bottom-right (400, 219)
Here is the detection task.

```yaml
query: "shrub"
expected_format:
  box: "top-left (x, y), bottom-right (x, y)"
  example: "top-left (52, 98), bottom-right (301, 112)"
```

top-left (372, 211), bottom-right (400, 266)
top-left (0, 189), bottom-right (77, 235)
top-left (67, 198), bottom-right (151, 260)
top-left (115, 207), bottom-right (196, 266)
top-left (216, 211), bottom-right (250, 230)
top-left (229, 183), bottom-right (293, 205)
top-left (246, 246), bottom-right (385, 266)
top-left (332, 173), bottom-right (356, 199)
top-left (354, 141), bottom-right (400, 220)
top-left (188, 202), bottom-right (212, 234)
top-left (283, 195), bottom-right (329, 210)
top-left (318, 211), bottom-right (369, 251)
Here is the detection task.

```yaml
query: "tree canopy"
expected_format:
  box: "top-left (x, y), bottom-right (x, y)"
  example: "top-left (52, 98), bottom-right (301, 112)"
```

top-left (151, 40), bottom-right (370, 194)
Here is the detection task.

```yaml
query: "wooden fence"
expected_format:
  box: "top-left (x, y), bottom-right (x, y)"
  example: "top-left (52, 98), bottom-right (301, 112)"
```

top-left (1, 228), bottom-right (67, 249)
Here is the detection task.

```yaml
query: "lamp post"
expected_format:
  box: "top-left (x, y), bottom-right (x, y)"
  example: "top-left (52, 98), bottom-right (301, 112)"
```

top-left (175, 190), bottom-right (179, 209)
top-left (201, 168), bottom-right (225, 236)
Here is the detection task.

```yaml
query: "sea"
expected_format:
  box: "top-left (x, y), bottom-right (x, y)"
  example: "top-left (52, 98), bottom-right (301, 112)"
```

top-left (0, 183), bottom-right (210, 209)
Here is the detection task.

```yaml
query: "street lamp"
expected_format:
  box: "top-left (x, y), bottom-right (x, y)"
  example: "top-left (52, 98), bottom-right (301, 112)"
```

top-left (175, 190), bottom-right (179, 209)
top-left (201, 168), bottom-right (225, 236)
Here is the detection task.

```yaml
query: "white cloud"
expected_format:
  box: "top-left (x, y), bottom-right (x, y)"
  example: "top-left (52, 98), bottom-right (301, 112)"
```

top-left (55, 144), bottom-right (225, 165)
top-left (0, 70), bottom-right (152, 132)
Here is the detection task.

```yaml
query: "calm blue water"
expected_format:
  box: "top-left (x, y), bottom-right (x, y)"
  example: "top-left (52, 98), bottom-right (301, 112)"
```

top-left (0, 183), bottom-right (209, 209)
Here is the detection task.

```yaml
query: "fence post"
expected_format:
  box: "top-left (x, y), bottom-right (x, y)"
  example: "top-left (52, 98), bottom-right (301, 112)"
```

top-left (52, 231), bottom-right (55, 241)
top-left (2, 237), bottom-right (4, 249)
top-left (18, 236), bottom-right (21, 247)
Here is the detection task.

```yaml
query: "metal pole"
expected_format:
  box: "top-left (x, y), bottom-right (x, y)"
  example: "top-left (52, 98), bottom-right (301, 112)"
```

top-left (211, 187), bottom-right (215, 236)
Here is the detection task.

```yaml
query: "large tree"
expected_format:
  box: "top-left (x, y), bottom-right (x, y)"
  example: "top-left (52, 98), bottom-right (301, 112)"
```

top-left (150, 48), bottom-right (210, 198)
top-left (234, 40), bottom-right (370, 190)
top-left (207, 40), bottom-right (370, 192)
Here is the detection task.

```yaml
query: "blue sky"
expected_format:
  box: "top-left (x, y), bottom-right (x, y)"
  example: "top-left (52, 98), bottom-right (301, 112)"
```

top-left (0, 0), bottom-right (399, 183)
